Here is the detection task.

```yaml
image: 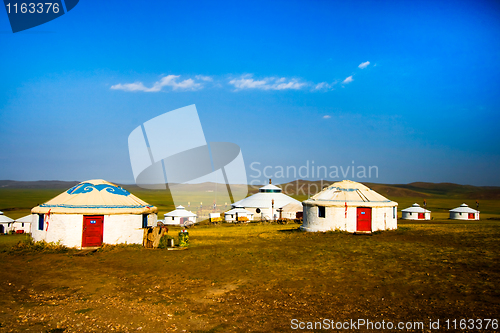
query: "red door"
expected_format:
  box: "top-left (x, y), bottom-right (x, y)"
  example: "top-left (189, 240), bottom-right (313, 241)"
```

top-left (82, 215), bottom-right (104, 247)
top-left (418, 213), bottom-right (425, 219)
top-left (468, 213), bottom-right (475, 219)
top-left (356, 207), bottom-right (372, 232)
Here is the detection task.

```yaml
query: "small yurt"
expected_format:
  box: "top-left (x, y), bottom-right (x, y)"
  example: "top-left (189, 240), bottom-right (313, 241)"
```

top-left (449, 203), bottom-right (479, 220)
top-left (13, 215), bottom-right (32, 233)
top-left (232, 180), bottom-right (301, 220)
top-left (301, 180), bottom-right (398, 233)
top-left (401, 203), bottom-right (431, 220)
top-left (224, 206), bottom-right (254, 222)
top-left (164, 206), bottom-right (197, 226)
top-left (280, 202), bottom-right (303, 220)
top-left (0, 214), bottom-right (14, 234)
top-left (31, 179), bottom-right (158, 248)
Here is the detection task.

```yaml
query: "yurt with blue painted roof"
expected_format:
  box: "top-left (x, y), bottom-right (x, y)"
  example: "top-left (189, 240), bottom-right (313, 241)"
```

top-left (301, 180), bottom-right (398, 233)
top-left (31, 179), bottom-right (157, 249)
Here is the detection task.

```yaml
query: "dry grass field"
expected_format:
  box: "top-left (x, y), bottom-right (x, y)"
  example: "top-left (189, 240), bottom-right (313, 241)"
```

top-left (0, 181), bottom-right (499, 332)
top-left (0, 219), bottom-right (499, 332)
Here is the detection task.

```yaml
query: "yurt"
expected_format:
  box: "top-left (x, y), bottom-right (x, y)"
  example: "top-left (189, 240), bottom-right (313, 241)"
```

top-left (13, 215), bottom-right (32, 233)
top-left (164, 206), bottom-right (197, 226)
top-left (224, 206), bottom-right (254, 222)
top-left (0, 214), bottom-right (14, 234)
top-left (449, 203), bottom-right (479, 220)
top-left (31, 179), bottom-right (158, 248)
top-left (232, 180), bottom-right (300, 220)
top-left (280, 202), bottom-right (303, 220)
top-left (401, 203), bottom-right (431, 220)
top-left (301, 180), bottom-right (398, 233)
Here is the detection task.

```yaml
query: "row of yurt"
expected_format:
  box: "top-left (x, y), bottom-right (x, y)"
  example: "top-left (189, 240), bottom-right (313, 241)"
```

top-left (232, 180), bottom-right (301, 220)
top-left (400, 203), bottom-right (480, 220)
top-left (31, 179), bottom-right (158, 249)
top-left (300, 180), bottom-right (398, 233)
top-left (163, 205), bottom-right (197, 226)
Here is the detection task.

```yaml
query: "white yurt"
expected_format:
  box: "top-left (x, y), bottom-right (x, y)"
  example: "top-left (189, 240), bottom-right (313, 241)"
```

top-left (280, 202), bottom-right (303, 220)
top-left (224, 206), bottom-right (254, 222)
top-left (301, 180), bottom-right (398, 233)
top-left (164, 205), bottom-right (197, 226)
top-left (449, 203), bottom-right (479, 220)
top-left (401, 203), bottom-right (431, 220)
top-left (0, 214), bottom-right (14, 234)
top-left (13, 215), bottom-right (32, 233)
top-left (232, 180), bottom-right (301, 220)
top-left (31, 179), bottom-right (158, 249)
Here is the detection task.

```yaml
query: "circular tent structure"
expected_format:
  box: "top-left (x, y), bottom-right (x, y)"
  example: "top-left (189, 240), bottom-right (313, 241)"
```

top-left (449, 203), bottom-right (479, 220)
top-left (13, 215), bottom-right (32, 234)
top-left (31, 179), bottom-right (157, 248)
top-left (401, 203), bottom-right (431, 220)
top-left (164, 205), bottom-right (197, 226)
top-left (301, 180), bottom-right (398, 233)
top-left (232, 181), bottom-right (300, 220)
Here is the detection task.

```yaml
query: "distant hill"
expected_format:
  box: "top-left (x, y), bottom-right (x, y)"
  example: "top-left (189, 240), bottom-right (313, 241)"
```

top-left (0, 180), bottom-right (80, 189)
top-left (1, 179), bottom-right (499, 200)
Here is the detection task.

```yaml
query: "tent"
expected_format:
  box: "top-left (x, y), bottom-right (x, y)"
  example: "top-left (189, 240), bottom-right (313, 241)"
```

top-left (232, 180), bottom-right (300, 220)
top-left (449, 203), bottom-right (479, 220)
top-left (401, 203), bottom-right (431, 220)
top-left (300, 180), bottom-right (398, 233)
top-left (224, 206), bottom-right (254, 222)
top-left (0, 214), bottom-right (14, 234)
top-left (12, 215), bottom-right (32, 233)
top-left (164, 205), bottom-right (197, 226)
top-left (31, 179), bottom-right (158, 248)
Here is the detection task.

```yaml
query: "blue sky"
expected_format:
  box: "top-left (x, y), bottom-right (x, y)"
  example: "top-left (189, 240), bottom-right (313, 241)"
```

top-left (1, 0), bottom-right (499, 185)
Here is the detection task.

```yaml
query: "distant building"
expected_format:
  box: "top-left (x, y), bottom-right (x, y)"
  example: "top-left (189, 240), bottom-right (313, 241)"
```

top-left (232, 180), bottom-right (300, 220)
top-left (31, 179), bottom-right (158, 248)
top-left (13, 215), bottom-right (32, 233)
top-left (301, 180), bottom-right (398, 233)
top-left (0, 214), bottom-right (14, 234)
top-left (449, 203), bottom-right (479, 220)
top-left (224, 206), bottom-right (254, 222)
top-left (164, 205), bottom-right (197, 226)
top-left (401, 203), bottom-right (431, 220)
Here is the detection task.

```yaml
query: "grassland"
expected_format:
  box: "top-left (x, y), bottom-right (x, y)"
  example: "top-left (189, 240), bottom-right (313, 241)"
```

top-left (0, 181), bottom-right (499, 332)
top-left (0, 219), bottom-right (499, 332)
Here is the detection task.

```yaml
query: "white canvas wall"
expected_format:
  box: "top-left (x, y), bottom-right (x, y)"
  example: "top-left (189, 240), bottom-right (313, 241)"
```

top-left (402, 211), bottom-right (431, 220)
top-left (301, 205), bottom-right (397, 232)
top-left (31, 213), bottom-right (157, 249)
top-left (449, 212), bottom-right (480, 220)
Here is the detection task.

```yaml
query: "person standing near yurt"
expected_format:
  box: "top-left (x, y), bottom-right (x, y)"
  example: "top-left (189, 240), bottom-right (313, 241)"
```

top-left (31, 179), bottom-right (158, 249)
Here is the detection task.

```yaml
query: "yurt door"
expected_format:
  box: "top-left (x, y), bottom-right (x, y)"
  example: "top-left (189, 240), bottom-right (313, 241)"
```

top-left (418, 213), bottom-right (425, 219)
top-left (356, 207), bottom-right (372, 232)
top-left (82, 215), bottom-right (104, 247)
top-left (468, 213), bottom-right (475, 219)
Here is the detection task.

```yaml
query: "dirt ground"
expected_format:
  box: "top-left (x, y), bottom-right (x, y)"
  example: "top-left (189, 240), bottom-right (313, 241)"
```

top-left (0, 222), bottom-right (499, 332)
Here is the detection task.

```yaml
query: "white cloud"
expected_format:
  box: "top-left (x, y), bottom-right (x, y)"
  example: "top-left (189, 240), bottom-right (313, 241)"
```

top-left (229, 75), bottom-right (306, 91)
top-left (358, 61), bottom-right (370, 69)
top-left (342, 76), bottom-right (354, 84)
top-left (111, 75), bottom-right (202, 92)
top-left (314, 81), bottom-right (337, 91)
top-left (323, 115), bottom-right (331, 119)
top-left (195, 75), bottom-right (213, 82)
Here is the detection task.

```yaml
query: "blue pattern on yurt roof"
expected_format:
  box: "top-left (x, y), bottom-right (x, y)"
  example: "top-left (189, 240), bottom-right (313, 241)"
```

top-left (39, 204), bottom-right (149, 209)
top-left (67, 183), bottom-right (130, 196)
